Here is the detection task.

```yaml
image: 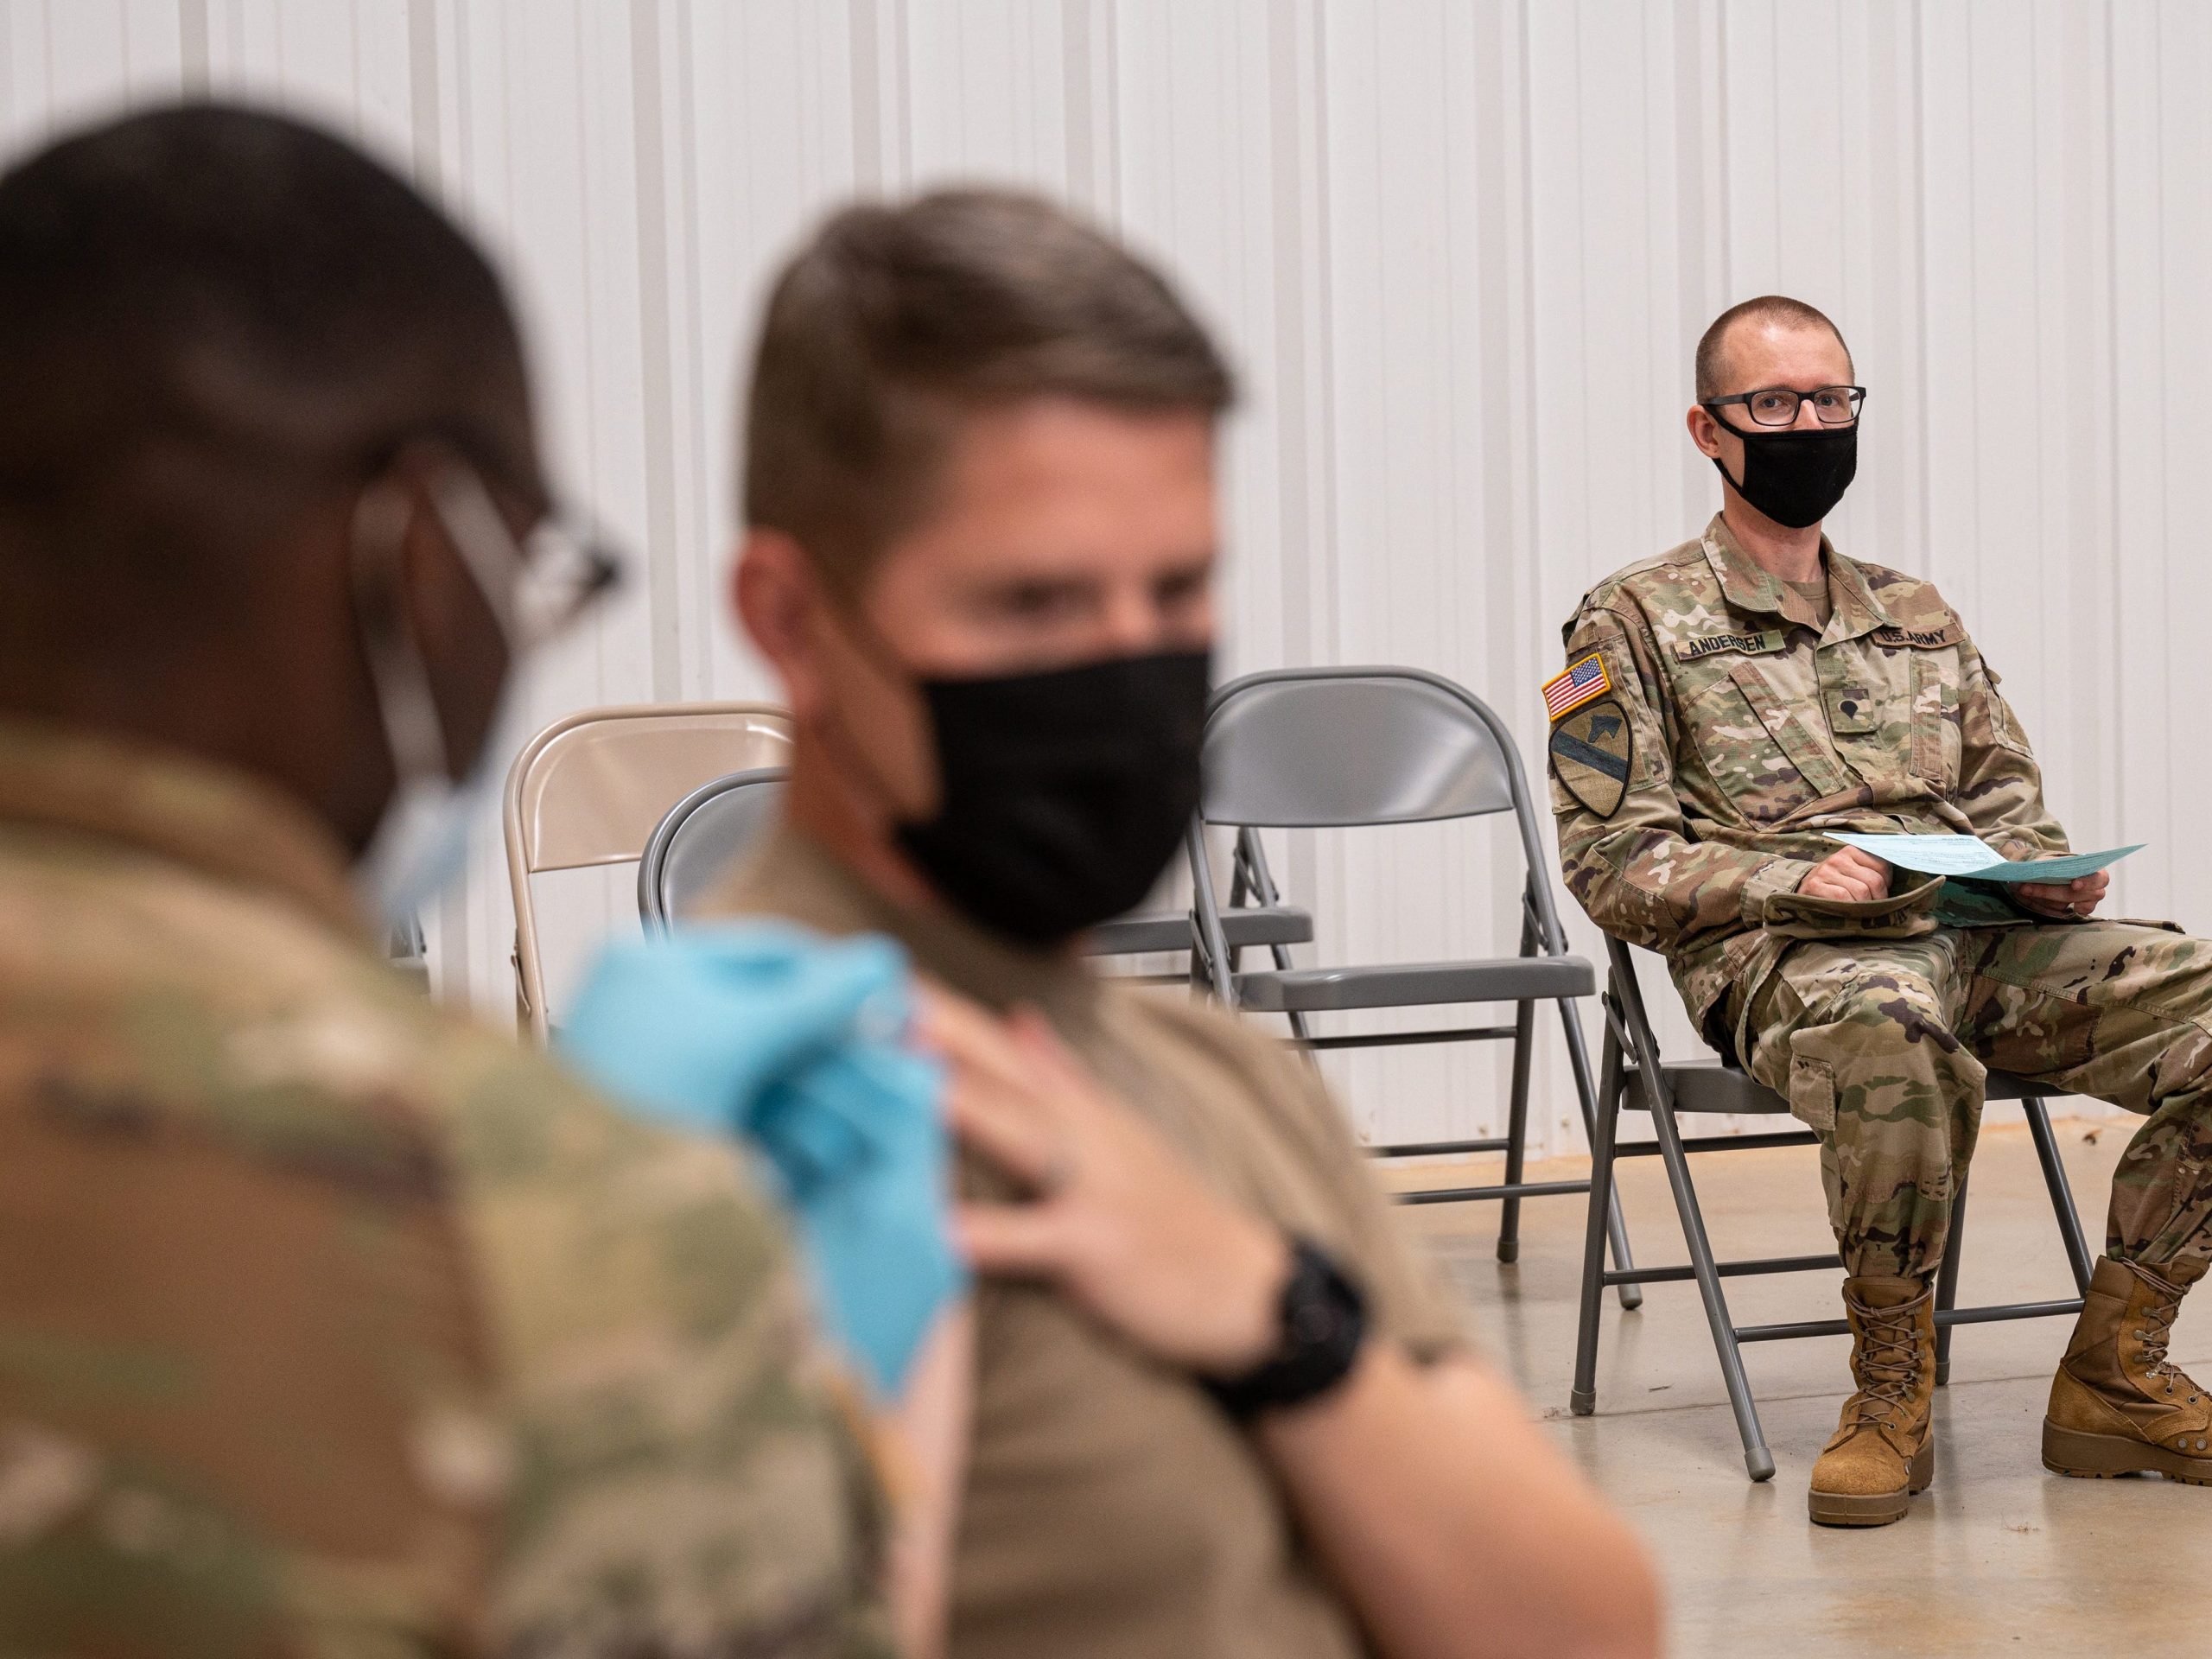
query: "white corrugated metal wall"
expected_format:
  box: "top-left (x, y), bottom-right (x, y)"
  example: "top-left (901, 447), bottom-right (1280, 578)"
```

top-left (2, 0), bottom-right (2196, 1155)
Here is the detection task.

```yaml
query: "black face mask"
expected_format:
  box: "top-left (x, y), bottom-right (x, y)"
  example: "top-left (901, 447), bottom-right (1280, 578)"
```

top-left (1708, 417), bottom-right (1857, 530)
top-left (894, 649), bottom-right (1211, 948)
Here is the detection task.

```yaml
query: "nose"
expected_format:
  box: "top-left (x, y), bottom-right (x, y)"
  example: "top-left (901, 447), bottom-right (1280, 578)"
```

top-left (1792, 396), bottom-right (1827, 432)
top-left (1101, 584), bottom-right (1165, 656)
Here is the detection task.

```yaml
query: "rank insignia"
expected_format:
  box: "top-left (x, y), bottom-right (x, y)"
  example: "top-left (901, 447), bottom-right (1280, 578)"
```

top-left (1549, 698), bottom-right (1632, 818)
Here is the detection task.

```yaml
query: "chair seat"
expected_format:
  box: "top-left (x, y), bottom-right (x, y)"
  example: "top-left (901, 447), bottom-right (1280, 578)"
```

top-left (1084, 905), bottom-right (1313, 957)
top-left (1652, 1058), bottom-right (2050, 1116)
top-left (1234, 953), bottom-right (1594, 1014)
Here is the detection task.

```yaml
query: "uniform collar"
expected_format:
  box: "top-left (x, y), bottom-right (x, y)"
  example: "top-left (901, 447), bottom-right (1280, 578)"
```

top-left (1699, 512), bottom-right (1894, 642)
top-left (0, 716), bottom-right (372, 943)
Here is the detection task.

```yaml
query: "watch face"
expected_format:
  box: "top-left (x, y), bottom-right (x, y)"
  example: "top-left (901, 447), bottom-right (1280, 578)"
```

top-left (1289, 1297), bottom-right (1348, 1344)
top-left (1203, 1238), bottom-right (1369, 1421)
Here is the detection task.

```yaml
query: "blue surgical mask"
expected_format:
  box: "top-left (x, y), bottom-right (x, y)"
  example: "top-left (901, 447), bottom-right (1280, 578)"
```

top-left (349, 467), bottom-right (535, 931)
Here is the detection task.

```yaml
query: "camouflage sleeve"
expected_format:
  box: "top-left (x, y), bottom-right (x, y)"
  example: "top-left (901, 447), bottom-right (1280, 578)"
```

top-left (438, 1043), bottom-right (898, 1659)
top-left (1551, 601), bottom-right (1816, 954)
top-left (1953, 636), bottom-right (2069, 860)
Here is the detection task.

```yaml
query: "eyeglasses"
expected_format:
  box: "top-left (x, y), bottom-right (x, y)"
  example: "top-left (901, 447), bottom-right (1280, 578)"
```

top-left (346, 427), bottom-right (626, 649)
top-left (429, 466), bottom-right (624, 652)
top-left (1702, 385), bottom-right (1866, 428)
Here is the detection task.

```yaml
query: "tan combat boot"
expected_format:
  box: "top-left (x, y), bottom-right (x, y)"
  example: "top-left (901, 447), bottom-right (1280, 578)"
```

top-left (2042, 1256), bottom-right (2212, 1484)
top-left (1808, 1276), bottom-right (1937, 1527)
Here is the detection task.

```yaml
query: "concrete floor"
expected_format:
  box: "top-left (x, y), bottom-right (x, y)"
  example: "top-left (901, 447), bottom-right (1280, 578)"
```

top-left (1385, 1117), bottom-right (2212, 1658)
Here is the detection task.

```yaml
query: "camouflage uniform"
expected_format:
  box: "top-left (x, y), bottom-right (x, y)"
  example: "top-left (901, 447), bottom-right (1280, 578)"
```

top-left (1550, 515), bottom-right (2212, 1287)
top-left (0, 720), bottom-right (893, 1657)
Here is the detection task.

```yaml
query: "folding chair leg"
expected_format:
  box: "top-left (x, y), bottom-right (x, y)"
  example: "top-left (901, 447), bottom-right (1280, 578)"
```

top-left (1645, 1077), bottom-right (1777, 1481)
top-left (1263, 934), bottom-right (1323, 1071)
top-left (1496, 1000), bottom-right (1536, 1263)
top-left (2024, 1096), bottom-right (2096, 1295)
top-left (1933, 1177), bottom-right (1969, 1388)
top-left (1570, 1015), bottom-right (1626, 1415)
top-left (1558, 998), bottom-right (1641, 1309)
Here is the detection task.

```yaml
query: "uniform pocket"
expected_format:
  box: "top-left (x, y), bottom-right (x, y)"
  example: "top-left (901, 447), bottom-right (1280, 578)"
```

top-left (1909, 650), bottom-right (1963, 787)
top-left (1688, 667), bottom-right (1847, 822)
top-left (1789, 1054), bottom-right (1838, 1135)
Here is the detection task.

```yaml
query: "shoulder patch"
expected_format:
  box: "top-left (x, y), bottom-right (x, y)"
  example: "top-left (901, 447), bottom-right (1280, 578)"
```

top-left (1549, 700), bottom-right (1632, 818)
top-left (1541, 653), bottom-right (1612, 721)
top-left (1674, 628), bottom-right (1788, 663)
top-left (1871, 622), bottom-right (1961, 649)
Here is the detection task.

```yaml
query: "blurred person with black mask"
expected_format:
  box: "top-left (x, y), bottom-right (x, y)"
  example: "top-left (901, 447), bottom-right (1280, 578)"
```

top-left (715, 188), bottom-right (1662, 1659)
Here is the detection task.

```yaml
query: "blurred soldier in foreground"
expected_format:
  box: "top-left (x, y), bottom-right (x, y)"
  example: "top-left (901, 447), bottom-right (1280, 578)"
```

top-left (0, 105), bottom-right (958, 1656)
top-left (1550, 295), bottom-right (2212, 1526)
top-left (715, 188), bottom-right (1662, 1659)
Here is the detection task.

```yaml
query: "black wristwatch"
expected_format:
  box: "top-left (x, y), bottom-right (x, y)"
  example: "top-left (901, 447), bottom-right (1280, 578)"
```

top-left (1201, 1237), bottom-right (1369, 1423)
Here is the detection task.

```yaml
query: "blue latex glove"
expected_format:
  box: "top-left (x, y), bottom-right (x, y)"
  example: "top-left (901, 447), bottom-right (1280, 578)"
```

top-left (559, 922), bottom-right (965, 1398)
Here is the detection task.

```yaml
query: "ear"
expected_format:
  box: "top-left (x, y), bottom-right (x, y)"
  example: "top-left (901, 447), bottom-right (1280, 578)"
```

top-left (1685, 403), bottom-right (1726, 461)
top-left (736, 527), bottom-right (834, 722)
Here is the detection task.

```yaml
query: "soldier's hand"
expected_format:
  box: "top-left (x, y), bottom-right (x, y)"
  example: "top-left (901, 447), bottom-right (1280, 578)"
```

top-left (1798, 846), bottom-right (1891, 904)
top-left (2015, 869), bottom-right (2108, 918)
top-left (924, 995), bottom-right (1290, 1379)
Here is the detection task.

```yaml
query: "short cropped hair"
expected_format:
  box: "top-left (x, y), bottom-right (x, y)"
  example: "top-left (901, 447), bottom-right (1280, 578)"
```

top-left (743, 188), bottom-right (1236, 584)
top-left (1694, 296), bottom-right (1853, 400)
top-left (0, 102), bottom-right (524, 622)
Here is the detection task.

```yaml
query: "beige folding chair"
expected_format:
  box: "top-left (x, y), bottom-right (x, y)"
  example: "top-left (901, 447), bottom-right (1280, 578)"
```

top-left (503, 702), bottom-right (793, 1039)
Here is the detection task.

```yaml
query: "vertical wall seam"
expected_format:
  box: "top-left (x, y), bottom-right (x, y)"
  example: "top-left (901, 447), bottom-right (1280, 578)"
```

top-left (404, 0), bottom-right (439, 190)
top-left (1310, 0), bottom-right (1339, 671)
top-left (179, 0), bottom-right (210, 92)
top-left (1061, 0), bottom-right (1090, 204)
top-left (628, 0), bottom-right (681, 702)
top-left (1910, 0), bottom-right (1931, 566)
top-left (1097, 0), bottom-right (1119, 217)
top-left (852, 0), bottom-right (883, 190)
top-left (2104, 0), bottom-right (2125, 839)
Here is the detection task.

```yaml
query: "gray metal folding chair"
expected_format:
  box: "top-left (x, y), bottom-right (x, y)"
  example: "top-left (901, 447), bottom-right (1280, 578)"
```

top-left (1083, 830), bottom-right (1313, 974)
top-left (1572, 933), bottom-right (2097, 1481)
top-left (1186, 665), bottom-right (1637, 1298)
top-left (637, 768), bottom-right (790, 930)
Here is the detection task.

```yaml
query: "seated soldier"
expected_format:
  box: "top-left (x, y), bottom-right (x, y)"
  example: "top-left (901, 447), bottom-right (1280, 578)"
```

top-left (0, 105), bottom-right (963, 1655)
top-left (1550, 294), bottom-right (2212, 1527)
top-left (712, 188), bottom-right (1662, 1659)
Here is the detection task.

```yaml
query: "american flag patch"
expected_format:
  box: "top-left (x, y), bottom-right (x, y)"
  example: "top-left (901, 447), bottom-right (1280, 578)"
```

top-left (1542, 653), bottom-right (1612, 720)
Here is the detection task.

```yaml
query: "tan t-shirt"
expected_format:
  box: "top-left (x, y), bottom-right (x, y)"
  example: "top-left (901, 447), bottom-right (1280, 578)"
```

top-left (1783, 571), bottom-right (1833, 629)
top-left (705, 828), bottom-right (1466, 1659)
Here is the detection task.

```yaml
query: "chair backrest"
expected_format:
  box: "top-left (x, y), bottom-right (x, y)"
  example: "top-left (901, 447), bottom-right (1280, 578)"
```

top-left (638, 768), bottom-right (791, 930)
top-left (1187, 665), bottom-right (1571, 1000)
top-left (503, 702), bottom-right (793, 1038)
top-left (1200, 668), bottom-right (1516, 827)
